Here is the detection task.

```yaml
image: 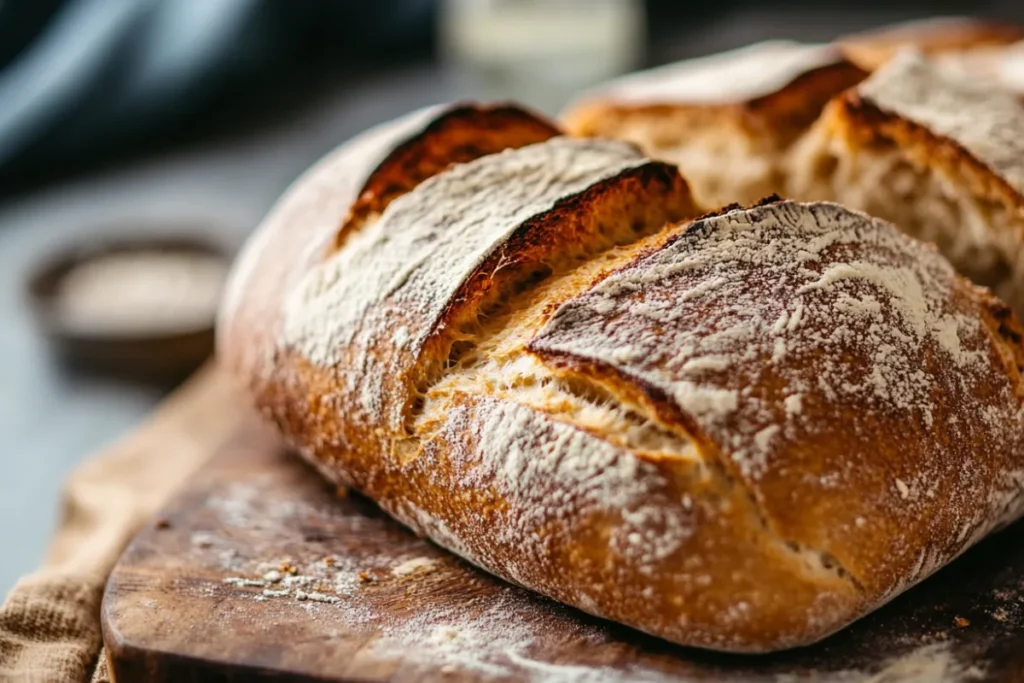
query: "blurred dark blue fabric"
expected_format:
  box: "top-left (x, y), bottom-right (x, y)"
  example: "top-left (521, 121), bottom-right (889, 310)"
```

top-left (1, 0), bottom-right (1021, 193)
top-left (0, 0), bottom-right (434, 190)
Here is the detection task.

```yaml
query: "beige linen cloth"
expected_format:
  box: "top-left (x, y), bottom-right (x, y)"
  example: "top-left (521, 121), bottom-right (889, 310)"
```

top-left (0, 367), bottom-right (243, 682)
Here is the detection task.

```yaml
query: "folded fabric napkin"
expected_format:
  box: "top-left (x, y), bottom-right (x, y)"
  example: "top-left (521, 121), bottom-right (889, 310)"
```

top-left (0, 367), bottom-right (242, 682)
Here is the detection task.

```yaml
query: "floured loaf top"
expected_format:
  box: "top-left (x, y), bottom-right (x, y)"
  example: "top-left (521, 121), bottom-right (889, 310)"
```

top-left (219, 98), bottom-right (1024, 654)
top-left (937, 41), bottom-right (1024, 93)
top-left (573, 41), bottom-right (846, 107)
top-left (281, 137), bottom-right (656, 429)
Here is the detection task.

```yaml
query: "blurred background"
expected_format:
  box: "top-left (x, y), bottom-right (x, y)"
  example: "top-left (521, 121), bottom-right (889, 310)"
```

top-left (1, 0), bottom-right (1023, 593)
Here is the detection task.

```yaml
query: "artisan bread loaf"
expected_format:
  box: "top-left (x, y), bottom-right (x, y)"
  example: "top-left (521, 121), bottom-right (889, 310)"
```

top-left (219, 102), bottom-right (1024, 652)
top-left (561, 41), bottom-right (867, 208)
top-left (788, 52), bottom-right (1024, 317)
top-left (220, 103), bottom-right (561, 386)
top-left (935, 40), bottom-right (1024, 95)
top-left (561, 19), bottom-right (1024, 212)
top-left (837, 16), bottom-right (1024, 72)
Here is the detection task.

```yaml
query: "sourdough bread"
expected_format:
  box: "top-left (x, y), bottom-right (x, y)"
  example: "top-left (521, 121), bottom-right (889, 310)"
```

top-left (219, 103), bottom-right (1024, 652)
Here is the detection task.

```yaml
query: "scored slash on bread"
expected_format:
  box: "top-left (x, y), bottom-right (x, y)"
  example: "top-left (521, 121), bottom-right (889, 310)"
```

top-left (788, 52), bottom-right (1024, 317)
top-left (332, 105), bottom-right (562, 254)
top-left (218, 103), bottom-right (560, 397)
top-left (220, 102), bottom-right (1024, 652)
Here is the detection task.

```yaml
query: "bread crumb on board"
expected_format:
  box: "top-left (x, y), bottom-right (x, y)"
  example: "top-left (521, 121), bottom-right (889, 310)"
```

top-left (392, 556), bottom-right (440, 578)
top-left (214, 553), bottom-right (446, 610)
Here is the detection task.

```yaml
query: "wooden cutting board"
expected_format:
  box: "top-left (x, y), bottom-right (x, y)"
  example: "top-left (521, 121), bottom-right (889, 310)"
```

top-left (101, 415), bottom-right (1024, 683)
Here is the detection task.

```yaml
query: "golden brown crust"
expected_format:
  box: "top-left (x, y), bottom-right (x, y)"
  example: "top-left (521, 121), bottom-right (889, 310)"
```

top-left (560, 43), bottom-right (866, 207)
top-left (565, 58), bottom-right (867, 144)
top-left (529, 199), bottom-right (1024, 601)
top-left (220, 103), bottom-right (1024, 653)
top-left (832, 90), bottom-right (1024, 218)
top-left (788, 53), bottom-right (1024, 316)
top-left (839, 17), bottom-right (1024, 72)
top-left (217, 103), bottom-right (560, 396)
top-left (334, 105), bottom-right (560, 252)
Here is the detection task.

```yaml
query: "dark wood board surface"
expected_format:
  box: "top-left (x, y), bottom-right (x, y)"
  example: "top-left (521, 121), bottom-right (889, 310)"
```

top-left (102, 416), bottom-right (1024, 682)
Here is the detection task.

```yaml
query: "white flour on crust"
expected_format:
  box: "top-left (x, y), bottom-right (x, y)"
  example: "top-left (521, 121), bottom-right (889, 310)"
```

top-left (573, 41), bottom-right (843, 106)
top-left (281, 137), bottom-right (650, 430)
top-left (531, 200), bottom-right (1024, 593)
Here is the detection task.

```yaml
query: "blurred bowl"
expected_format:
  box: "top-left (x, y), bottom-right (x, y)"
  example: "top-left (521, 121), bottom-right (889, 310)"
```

top-left (25, 234), bottom-right (231, 385)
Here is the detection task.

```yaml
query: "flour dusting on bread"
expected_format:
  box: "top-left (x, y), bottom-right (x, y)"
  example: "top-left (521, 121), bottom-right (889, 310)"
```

top-left (534, 201), bottom-right (997, 473)
top-left (281, 137), bottom-right (650, 427)
top-left (533, 200), bottom-right (1024, 601)
top-left (574, 41), bottom-right (842, 106)
top-left (221, 93), bottom-right (1024, 653)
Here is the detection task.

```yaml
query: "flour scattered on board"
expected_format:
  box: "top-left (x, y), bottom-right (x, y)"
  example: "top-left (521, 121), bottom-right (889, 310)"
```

top-left (854, 643), bottom-right (985, 683)
top-left (213, 555), bottom-right (996, 683)
top-left (206, 541), bottom-right (1006, 682)
top-left (176, 454), bottom-right (1024, 682)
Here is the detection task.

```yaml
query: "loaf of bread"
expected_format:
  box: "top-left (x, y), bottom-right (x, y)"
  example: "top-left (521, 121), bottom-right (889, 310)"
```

top-left (837, 16), bottom-right (1024, 72)
top-left (789, 52), bottom-right (1024, 317)
top-left (219, 101), bottom-right (1024, 652)
top-left (563, 19), bottom-right (1024, 211)
top-left (561, 41), bottom-right (868, 208)
top-left (935, 41), bottom-right (1024, 95)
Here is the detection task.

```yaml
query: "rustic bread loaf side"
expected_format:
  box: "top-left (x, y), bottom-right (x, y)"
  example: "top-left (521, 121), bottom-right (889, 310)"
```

top-left (838, 16), bottom-right (1024, 72)
top-left (219, 101), bottom-right (1024, 652)
top-left (788, 52), bottom-right (1024, 317)
top-left (218, 103), bottom-right (561, 400)
top-left (560, 41), bottom-right (867, 208)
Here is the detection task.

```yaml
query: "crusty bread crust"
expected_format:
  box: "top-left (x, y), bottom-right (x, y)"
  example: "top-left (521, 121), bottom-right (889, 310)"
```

top-left (220, 103), bottom-right (1024, 652)
top-left (218, 103), bottom-right (560, 396)
top-left (563, 42), bottom-right (865, 137)
top-left (560, 42), bottom-right (867, 207)
top-left (839, 16), bottom-right (1024, 72)
top-left (787, 53), bottom-right (1024, 315)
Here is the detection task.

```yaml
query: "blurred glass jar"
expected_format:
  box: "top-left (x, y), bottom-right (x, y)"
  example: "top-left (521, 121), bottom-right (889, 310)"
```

top-left (440, 0), bottom-right (645, 114)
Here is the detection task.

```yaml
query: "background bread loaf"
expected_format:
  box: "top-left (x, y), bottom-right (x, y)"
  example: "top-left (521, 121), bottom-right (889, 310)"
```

top-left (561, 41), bottom-right (868, 208)
top-left (788, 53), bottom-right (1024, 318)
top-left (837, 16), bottom-right (1024, 72)
top-left (219, 100), bottom-right (1024, 652)
top-left (566, 24), bottom-right (1024, 320)
top-left (563, 19), bottom-right (1024, 218)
